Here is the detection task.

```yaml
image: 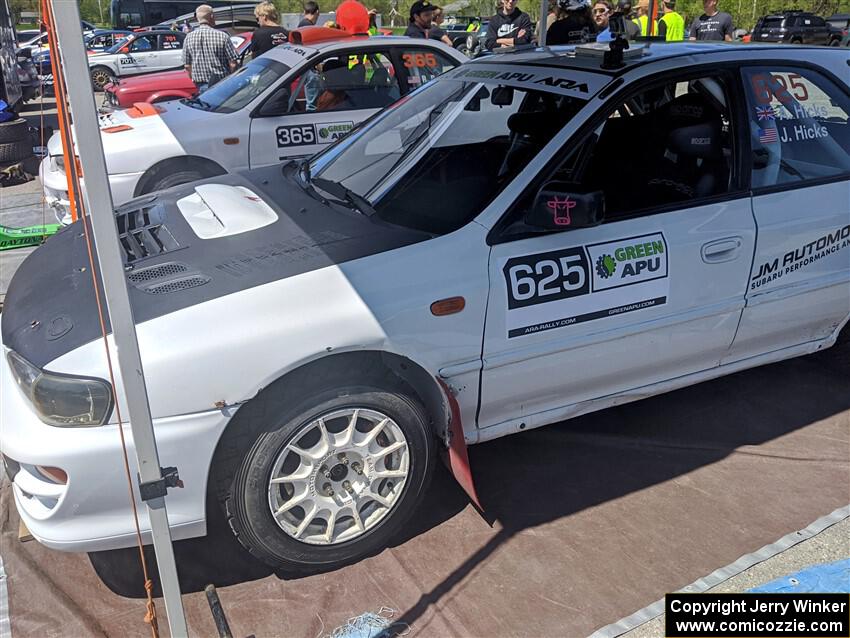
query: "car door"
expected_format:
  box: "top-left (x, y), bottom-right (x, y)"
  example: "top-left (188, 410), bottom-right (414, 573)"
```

top-left (478, 70), bottom-right (756, 431)
top-left (157, 32), bottom-right (184, 71)
top-left (725, 64), bottom-right (850, 362)
top-left (117, 34), bottom-right (158, 76)
top-left (248, 47), bottom-right (402, 168)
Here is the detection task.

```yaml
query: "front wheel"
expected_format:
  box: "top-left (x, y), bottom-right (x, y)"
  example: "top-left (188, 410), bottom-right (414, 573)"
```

top-left (221, 385), bottom-right (435, 571)
top-left (90, 66), bottom-right (114, 91)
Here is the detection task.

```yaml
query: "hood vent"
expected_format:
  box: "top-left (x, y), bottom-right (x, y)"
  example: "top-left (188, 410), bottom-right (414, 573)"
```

top-left (127, 261), bottom-right (210, 295)
top-left (128, 262), bottom-right (188, 283)
top-left (140, 275), bottom-right (210, 295)
top-left (116, 203), bottom-right (179, 264)
top-left (177, 184), bottom-right (278, 240)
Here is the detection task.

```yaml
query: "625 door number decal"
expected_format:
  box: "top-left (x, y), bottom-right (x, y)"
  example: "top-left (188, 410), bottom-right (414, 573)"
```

top-left (276, 124), bottom-right (316, 148)
top-left (504, 247), bottom-right (589, 310)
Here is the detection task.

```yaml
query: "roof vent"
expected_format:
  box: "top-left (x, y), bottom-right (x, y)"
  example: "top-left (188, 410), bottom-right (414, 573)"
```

top-left (128, 262), bottom-right (188, 283)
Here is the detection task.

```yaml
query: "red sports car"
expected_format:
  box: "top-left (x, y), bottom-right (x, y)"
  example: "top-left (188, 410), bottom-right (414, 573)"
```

top-left (103, 33), bottom-right (252, 108)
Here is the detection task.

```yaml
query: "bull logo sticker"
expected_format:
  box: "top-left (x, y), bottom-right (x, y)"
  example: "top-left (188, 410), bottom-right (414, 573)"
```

top-left (547, 196), bottom-right (575, 226)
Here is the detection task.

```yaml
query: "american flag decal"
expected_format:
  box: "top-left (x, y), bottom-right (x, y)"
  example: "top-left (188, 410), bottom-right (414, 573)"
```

top-left (758, 127), bottom-right (778, 144)
top-left (756, 106), bottom-right (775, 121)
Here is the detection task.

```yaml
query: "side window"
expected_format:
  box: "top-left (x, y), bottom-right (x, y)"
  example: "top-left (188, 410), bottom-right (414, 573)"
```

top-left (742, 66), bottom-right (850, 188)
top-left (398, 49), bottom-right (457, 91)
top-left (129, 35), bottom-right (154, 52)
top-left (159, 34), bottom-right (182, 50)
top-left (510, 74), bottom-right (735, 230)
top-left (278, 50), bottom-right (400, 115)
top-left (811, 17), bottom-right (825, 26)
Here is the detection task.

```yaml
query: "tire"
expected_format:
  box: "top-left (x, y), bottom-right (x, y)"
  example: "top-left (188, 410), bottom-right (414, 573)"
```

top-left (146, 170), bottom-right (204, 193)
top-left (790, 37), bottom-right (802, 44)
top-left (0, 138), bottom-right (33, 164)
top-left (219, 383), bottom-right (436, 571)
top-left (90, 66), bottom-right (114, 91)
top-left (0, 118), bottom-right (29, 144)
top-left (829, 38), bottom-right (840, 47)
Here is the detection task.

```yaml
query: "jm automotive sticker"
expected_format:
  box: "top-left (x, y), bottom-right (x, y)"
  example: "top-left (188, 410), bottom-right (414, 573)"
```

top-left (503, 232), bottom-right (668, 338)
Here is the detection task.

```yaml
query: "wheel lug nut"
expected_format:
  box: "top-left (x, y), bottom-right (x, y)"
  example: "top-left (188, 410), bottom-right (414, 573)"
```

top-left (337, 453), bottom-right (348, 464)
top-left (351, 462), bottom-right (362, 475)
top-left (323, 483), bottom-right (334, 497)
top-left (342, 480), bottom-right (353, 493)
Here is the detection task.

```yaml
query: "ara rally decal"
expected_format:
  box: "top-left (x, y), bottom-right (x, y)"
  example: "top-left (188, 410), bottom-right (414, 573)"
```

top-left (446, 64), bottom-right (605, 97)
top-left (503, 232), bottom-right (669, 338)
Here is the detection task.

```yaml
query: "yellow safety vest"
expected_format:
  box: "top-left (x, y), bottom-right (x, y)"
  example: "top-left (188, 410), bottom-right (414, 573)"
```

top-left (659, 11), bottom-right (684, 40)
top-left (634, 14), bottom-right (658, 36)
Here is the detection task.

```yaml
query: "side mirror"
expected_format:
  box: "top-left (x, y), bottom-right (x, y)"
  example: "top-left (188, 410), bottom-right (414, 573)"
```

top-left (525, 182), bottom-right (604, 230)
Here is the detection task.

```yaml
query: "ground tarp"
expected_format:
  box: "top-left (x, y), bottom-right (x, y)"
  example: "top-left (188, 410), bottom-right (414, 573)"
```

top-left (2, 354), bottom-right (849, 637)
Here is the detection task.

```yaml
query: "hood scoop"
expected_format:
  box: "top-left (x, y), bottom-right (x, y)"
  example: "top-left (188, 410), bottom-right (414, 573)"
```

top-left (177, 184), bottom-right (278, 240)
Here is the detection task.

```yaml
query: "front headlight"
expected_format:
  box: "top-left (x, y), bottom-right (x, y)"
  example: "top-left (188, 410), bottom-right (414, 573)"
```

top-left (6, 351), bottom-right (113, 427)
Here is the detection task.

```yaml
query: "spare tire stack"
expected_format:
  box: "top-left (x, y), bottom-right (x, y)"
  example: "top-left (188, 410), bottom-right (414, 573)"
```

top-left (0, 118), bottom-right (34, 165)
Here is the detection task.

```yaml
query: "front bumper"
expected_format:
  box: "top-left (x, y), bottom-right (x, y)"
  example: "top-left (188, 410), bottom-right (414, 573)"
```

top-left (38, 155), bottom-right (143, 222)
top-left (0, 339), bottom-right (234, 552)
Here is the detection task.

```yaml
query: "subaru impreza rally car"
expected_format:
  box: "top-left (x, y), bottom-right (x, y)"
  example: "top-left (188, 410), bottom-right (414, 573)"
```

top-left (4, 43), bottom-right (849, 571)
top-left (86, 30), bottom-right (187, 91)
top-left (40, 35), bottom-right (466, 221)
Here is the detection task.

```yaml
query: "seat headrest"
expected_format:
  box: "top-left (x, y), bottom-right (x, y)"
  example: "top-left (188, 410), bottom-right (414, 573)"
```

top-left (659, 93), bottom-right (722, 159)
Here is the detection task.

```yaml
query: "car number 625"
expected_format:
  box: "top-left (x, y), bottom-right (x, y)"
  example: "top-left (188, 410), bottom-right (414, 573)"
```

top-left (503, 247), bottom-right (591, 310)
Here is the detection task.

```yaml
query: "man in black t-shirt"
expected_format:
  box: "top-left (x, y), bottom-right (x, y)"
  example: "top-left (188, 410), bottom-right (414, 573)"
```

top-left (404, 0), bottom-right (435, 38)
top-left (253, 2), bottom-right (289, 58)
top-left (299, 1), bottom-right (320, 27)
top-left (688, 0), bottom-right (733, 40)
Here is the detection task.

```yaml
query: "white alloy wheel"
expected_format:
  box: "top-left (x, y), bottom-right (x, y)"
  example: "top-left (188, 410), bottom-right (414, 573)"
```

top-left (267, 408), bottom-right (410, 545)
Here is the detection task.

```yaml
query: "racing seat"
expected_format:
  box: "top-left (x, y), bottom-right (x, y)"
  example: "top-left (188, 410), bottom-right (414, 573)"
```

top-left (643, 93), bottom-right (727, 206)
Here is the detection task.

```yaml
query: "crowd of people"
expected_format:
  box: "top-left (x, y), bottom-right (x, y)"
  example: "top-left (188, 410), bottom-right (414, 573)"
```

top-left (178, 0), bottom-right (735, 93)
top-left (486, 0), bottom-right (733, 47)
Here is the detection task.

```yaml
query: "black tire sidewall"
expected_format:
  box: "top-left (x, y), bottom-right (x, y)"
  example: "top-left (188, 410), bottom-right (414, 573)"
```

top-left (0, 118), bottom-right (29, 144)
top-left (149, 170), bottom-right (203, 192)
top-left (0, 139), bottom-right (33, 164)
top-left (227, 386), bottom-right (434, 570)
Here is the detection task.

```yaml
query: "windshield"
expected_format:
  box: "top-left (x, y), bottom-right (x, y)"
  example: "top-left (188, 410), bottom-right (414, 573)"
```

top-left (310, 76), bottom-right (589, 235)
top-left (185, 58), bottom-right (290, 113)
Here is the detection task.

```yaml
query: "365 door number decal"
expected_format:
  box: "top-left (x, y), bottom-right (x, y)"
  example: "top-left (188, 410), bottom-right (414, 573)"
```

top-left (276, 124), bottom-right (316, 148)
top-left (503, 232), bottom-right (669, 338)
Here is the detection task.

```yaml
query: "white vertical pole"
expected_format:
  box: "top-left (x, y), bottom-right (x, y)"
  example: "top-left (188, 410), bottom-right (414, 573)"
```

top-left (48, 2), bottom-right (189, 637)
top-left (539, 0), bottom-right (549, 45)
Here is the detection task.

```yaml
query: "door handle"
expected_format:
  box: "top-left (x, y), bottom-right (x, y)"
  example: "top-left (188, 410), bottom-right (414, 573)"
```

top-left (702, 237), bottom-right (743, 264)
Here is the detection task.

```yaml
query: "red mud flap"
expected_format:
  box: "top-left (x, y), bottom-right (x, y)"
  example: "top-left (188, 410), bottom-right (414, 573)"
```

top-left (436, 378), bottom-right (484, 514)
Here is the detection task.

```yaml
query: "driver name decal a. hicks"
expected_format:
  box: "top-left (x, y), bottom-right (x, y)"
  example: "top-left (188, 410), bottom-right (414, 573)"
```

top-left (503, 232), bottom-right (669, 338)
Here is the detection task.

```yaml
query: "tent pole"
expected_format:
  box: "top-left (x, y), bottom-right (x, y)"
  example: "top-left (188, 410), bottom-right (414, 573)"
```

top-left (48, 3), bottom-right (189, 636)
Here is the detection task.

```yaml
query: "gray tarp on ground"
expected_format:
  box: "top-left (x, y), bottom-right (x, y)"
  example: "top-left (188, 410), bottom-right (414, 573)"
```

top-left (1, 355), bottom-right (848, 637)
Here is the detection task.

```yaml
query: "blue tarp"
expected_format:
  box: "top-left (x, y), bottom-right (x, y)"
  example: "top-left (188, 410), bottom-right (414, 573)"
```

top-left (749, 558), bottom-right (850, 594)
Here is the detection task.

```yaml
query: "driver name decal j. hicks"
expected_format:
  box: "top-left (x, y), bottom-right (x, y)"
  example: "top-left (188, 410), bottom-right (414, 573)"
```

top-left (503, 232), bottom-right (669, 338)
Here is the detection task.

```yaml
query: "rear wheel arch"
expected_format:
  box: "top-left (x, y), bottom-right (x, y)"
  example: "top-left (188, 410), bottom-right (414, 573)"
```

top-left (134, 155), bottom-right (226, 196)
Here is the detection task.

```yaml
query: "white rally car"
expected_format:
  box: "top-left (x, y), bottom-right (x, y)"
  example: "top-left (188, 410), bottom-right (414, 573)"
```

top-left (87, 29), bottom-right (186, 90)
top-left (40, 36), bottom-right (466, 220)
top-left (4, 43), bottom-right (849, 571)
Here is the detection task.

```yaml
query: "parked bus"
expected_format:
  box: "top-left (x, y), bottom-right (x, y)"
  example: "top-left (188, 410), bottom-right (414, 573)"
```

top-left (110, 0), bottom-right (259, 29)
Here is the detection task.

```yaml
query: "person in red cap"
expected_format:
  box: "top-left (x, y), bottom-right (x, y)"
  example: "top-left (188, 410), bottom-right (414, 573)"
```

top-left (405, 0), bottom-right (435, 38)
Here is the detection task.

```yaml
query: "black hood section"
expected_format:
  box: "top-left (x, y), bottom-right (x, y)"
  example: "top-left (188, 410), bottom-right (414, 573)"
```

top-left (2, 166), bottom-right (431, 368)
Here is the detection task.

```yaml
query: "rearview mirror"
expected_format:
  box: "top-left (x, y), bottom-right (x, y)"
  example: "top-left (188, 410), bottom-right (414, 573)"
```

top-left (525, 182), bottom-right (604, 230)
top-left (491, 86), bottom-right (514, 106)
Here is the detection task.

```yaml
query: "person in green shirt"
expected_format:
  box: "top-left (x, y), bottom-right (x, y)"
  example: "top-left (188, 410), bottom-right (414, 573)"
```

top-left (657, 0), bottom-right (684, 40)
